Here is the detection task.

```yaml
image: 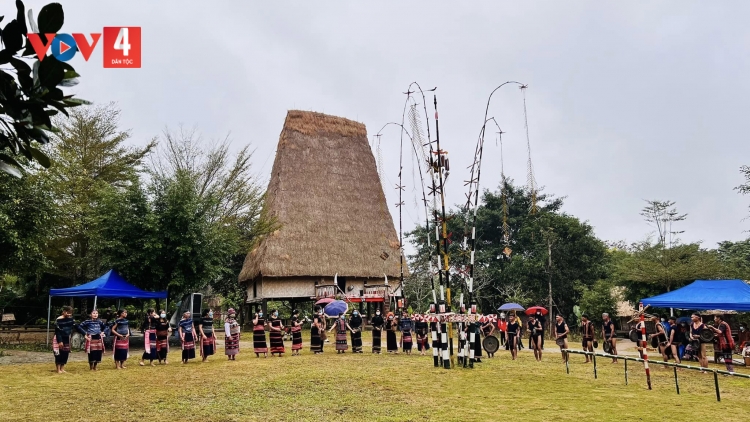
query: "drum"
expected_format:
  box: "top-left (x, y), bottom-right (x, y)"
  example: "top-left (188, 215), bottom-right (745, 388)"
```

top-left (603, 340), bottom-right (612, 354)
top-left (628, 330), bottom-right (639, 343)
top-left (699, 330), bottom-right (714, 343)
top-left (555, 337), bottom-right (566, 347)
top-left (482, 335), bottom-right (500, 354)
top-left (650, 336), bottom-right (659, 348)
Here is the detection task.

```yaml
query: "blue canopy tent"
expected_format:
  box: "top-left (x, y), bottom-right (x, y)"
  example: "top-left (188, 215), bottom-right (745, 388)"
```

top-left (47, 269), bottom-right (167, 344)
top-left (641, 279), bottom-right (750, 311)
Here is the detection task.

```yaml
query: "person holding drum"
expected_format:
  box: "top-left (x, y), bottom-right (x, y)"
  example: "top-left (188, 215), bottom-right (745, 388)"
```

top-left (528, 314), bottom-right (543, 361)
top-left (505, 314), bottom-right (521, 360)
top-left (601, 313), bottom-right (617, 363)
top-left (649, 314), bottom-right (669, 364)
top-left (480, 317), bottom-right (496, 358)
top-left (689, 313), bottom-right (709, 371)
top-left (555, 314), bottom-right (570, 363)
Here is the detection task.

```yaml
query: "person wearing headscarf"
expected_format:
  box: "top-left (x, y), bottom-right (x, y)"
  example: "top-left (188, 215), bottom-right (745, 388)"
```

top-left (199, 308), bottom-right (216, 362)
top-left (139, 308), bottom-right (159, 366)
top-left (386, 312), bottom-right (399, 353)
top-left (290, 309), bottom-right (303, 355)
top-left (224, 308), bottom-right (240, 360)
top-left (399, 311), bottom-right (413, 354)
top-left (76, 309), bottom-right (107, 370)
top-left (349, 310), bottom-right (363, 353)
top-left (155, 310), bottom-right (171, 364)
top-left (415, 314), bottom-right (429, 356)
top-left (268, 309), bottom-right (285, 356)
top-left (178, 311), bottom-right (197, 364)
top-left (111, 309), bottom-right (131, 369)
top-left (52, 306), bottom-right (75, 373)
top-left (329, 312), bottom-right (351, 353)
top-left (252, 309), bottom-right (268, 358)
top-left (311, 308), bottom-right (324, 354)
top-left (371, 309), bottom-right (384, 354)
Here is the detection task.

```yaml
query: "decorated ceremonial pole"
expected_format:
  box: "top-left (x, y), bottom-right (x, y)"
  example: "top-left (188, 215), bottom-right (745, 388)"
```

top-left (639, 302), bottom-right (652, 390)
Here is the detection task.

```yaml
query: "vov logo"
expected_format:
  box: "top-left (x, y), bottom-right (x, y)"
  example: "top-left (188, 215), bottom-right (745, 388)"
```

top-left (27, 27), bottom-right (141, 68)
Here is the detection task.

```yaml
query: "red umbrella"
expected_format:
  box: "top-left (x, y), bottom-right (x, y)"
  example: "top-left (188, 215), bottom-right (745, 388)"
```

top-left (524, 306), bottom-right (548, 316)
top-left (315, 297), bottom-right (335, 306)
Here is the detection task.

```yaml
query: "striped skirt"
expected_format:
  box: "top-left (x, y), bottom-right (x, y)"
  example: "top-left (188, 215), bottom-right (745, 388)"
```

top-left (402, 330), bottom-right (413, 351)
top-left (310, 327), bottom-right (322, 353)
top-left (53, 337), bottom-right (71, 365)
top-left (351, 329), bottom-right (362, 352)
top-left (182, 332), bottom-right (196, 360)
top-left (270, 330), bottom-right (285, 354)
top-left (86, 334), bottom-right (105, 363)
top-left (253, 325), bottom-right (268, 353)
top-left (225, 332), bottom-right (240, 356)
top-left (114, 337), bottom-right (129, 361)
top-left (142, 331), bottom-right (158, 361)
top-left (372, 329), bottom-right (382, 352)
top-left (335, 330), bottom-right (348, 351)
top-left (201, 333), bottom-right (216, 357)
top-left (291, 326), bottom-right (303, 351)
top-left (156, 337), bottom-right (169, 360)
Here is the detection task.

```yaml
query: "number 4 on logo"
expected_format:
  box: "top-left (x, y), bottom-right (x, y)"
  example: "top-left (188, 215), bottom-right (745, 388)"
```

top-left (103, 27), bottom-right (141, 68)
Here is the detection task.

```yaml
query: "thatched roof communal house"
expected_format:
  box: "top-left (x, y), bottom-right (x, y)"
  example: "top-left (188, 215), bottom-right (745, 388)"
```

top-left (239, 110), bottom-right (408, 315)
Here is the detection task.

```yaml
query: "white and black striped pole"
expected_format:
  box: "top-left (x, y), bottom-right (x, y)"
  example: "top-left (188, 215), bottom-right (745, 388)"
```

top-left (639, 302), bottom-right (652, 390)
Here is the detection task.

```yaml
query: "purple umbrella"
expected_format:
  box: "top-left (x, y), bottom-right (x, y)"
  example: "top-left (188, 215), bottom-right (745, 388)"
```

top-left (324, 300), bottom-right (348, 317)
top-left (497, 303), bottom-right (525, 312)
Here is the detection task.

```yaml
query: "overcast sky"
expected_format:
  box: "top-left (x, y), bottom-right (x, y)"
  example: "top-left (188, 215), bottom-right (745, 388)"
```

top-left (27, 0), bottom-right (750, 250)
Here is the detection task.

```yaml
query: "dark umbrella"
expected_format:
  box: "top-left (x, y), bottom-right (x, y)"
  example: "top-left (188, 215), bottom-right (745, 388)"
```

top-left (324, 300), bottom-right (348, 317)
top-left (676, 316), bottom-right (691, 324)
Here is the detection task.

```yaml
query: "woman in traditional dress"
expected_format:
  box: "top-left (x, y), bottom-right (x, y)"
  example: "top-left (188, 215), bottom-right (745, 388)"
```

top-left (53, 306), bottom-right (75, 373)
top-left (415, 315), bottom-right (429, 356)
top-left (506, 314), bottom-right (520, 360)
top-left (139, 308), bottom-right (158, 366)
top-left (198, 309), bottom-right (216, 362)
top-left (371, 309), bottom-right (384, 354)
top-left (386, 313), bottom-right (399, 353)
top-left (310, 308), bottom-right (324, 354)
top-left (349, 310), bottom-right (363, 353)
top-left (268, 309), bottom-right (285, 357)
top-left (253, 309), bottom-right (268, 357)
top-left (399, 311), bottom-right (413, 355)
top-left (111, 309), bottom-right (131, 369)
top-left (224, 308), bottom-right (240, 360)
top-left (154, 310), bottom-right (171, 364)
top-left (178, 311), bottom-right (197, 364)
top-left (290, 309), bottom-right (303, 356)
top-left (329, 313), bottom-right (351, 353)
top-left (77, 309), bottom-right (107, 371)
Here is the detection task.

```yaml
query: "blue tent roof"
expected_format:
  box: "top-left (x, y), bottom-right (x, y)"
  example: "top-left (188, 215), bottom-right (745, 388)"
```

top-left (641, 279), bottom-right (750, 311)
top-left (49, 269), bottom-right (167, 299)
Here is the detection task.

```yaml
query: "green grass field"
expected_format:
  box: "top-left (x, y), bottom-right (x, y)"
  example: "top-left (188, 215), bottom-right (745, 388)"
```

top-left (1, 333), bottom-right (749, 422)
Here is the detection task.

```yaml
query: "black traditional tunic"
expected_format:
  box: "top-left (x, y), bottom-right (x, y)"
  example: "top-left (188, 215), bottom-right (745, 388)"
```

top-left (349, 314), bottom-right (363, 352)
top-left (386, 317), bottom-right (398, 352)
top-left (269, 317), bottom-right (285, 354)
top-left (253, 317), bottom-right (268, 353)
top-left (310, 315), bottom-right (323, 353)
top-left (371, 314), bottom-right (384, 353)
top-left (179, 319), bottom-right (196, 360)
top-left (77, 319), bottom-right (106, 363)
top-left (399, 317), bottom-right (413, 352)
top-left (155, 319), bottom-right (170, 360)
top-left (291, 316), bottom-right (303, 351)
top-left (53, 317), bottom-right (75, 365)
top-left (141, 316), bottom-right (158, 361)
top-left (415, 320), bottom-right (429, 351)
top-left (200, 317), bottom-right (215, 357)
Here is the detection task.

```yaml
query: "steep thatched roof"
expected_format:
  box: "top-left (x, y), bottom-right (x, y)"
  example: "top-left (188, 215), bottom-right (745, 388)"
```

top-left (239, 110), bottom-right (407, 282)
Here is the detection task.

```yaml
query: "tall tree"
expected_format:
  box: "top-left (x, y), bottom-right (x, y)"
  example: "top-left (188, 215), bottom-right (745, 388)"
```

top-left (738, 165), bottom-right (750, 221)
top-left (717, 239), bottom-right (750, 280)
top-left (41, 103), bottom-right (155, 285)
top-left (640, 200), bottom-right (687, 248)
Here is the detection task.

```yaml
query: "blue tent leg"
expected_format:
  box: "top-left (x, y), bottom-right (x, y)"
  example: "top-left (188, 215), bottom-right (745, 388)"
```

top-left (46, 295), bottom-right (51, 346)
